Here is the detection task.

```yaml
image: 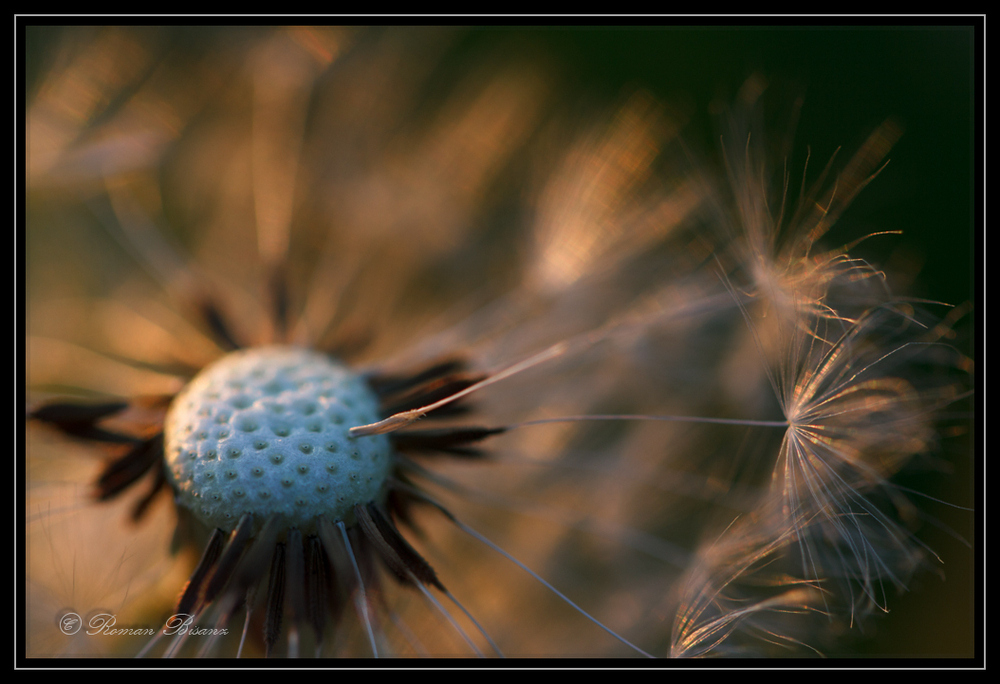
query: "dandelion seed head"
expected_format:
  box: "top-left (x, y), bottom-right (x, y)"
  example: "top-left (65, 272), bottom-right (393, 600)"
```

top-left (164, 346), bottom-right (392, 533)
top-left (25, 26), bottom-right (973, 659)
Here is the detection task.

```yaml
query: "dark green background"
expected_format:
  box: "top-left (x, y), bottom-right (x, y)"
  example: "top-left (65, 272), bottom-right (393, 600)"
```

top-left (462, 25), bottom-right (976, 309)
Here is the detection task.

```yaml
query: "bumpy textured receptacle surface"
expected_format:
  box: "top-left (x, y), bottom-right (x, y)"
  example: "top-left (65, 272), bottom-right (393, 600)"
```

top-left (164, 346), bottom-right (393, 533)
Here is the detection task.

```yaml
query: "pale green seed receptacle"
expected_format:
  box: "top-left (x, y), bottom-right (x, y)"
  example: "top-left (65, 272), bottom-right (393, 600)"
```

top-left (164, 346), bottom-right (394, 534)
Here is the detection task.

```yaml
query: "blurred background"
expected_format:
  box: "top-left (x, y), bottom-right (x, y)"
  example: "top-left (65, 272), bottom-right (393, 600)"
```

top-left (464, 26), bottom-right (978, 658)
top-left (24, 23), bottom-right (977, 659)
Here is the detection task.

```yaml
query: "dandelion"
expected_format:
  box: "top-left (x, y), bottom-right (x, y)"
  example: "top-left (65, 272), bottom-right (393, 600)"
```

top-left (25, 26), bottom-right (973, 659)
